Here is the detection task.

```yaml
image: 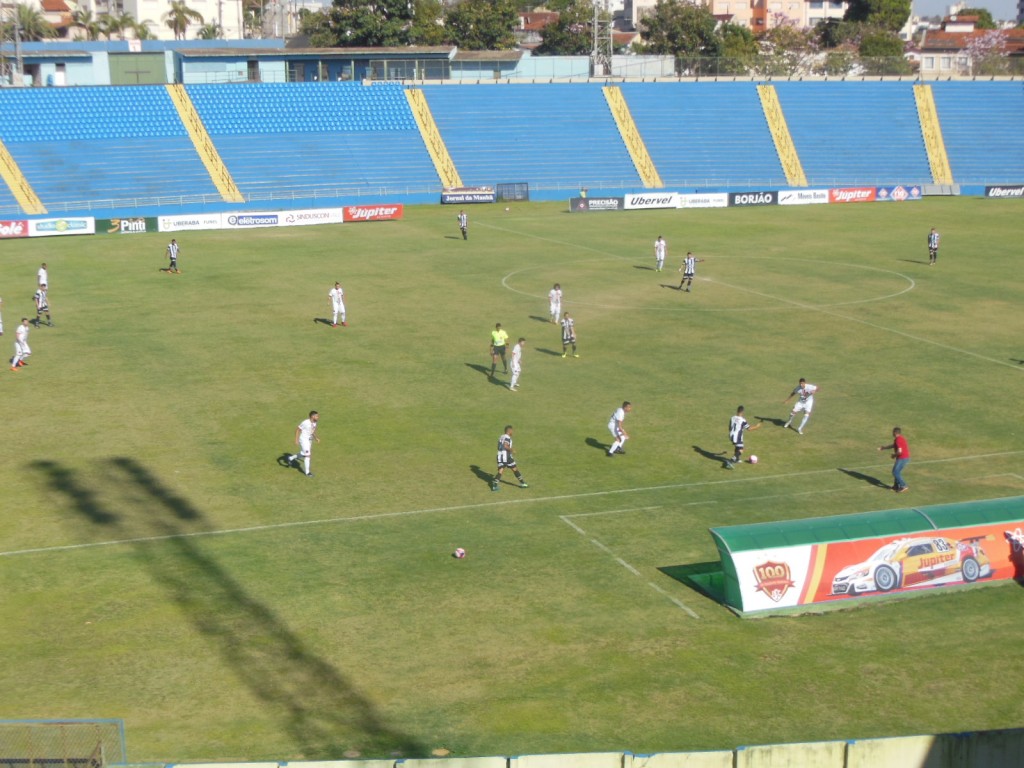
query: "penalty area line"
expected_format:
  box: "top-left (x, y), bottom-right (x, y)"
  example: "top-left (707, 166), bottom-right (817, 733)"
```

top-left (4, 449), bottom-right (1022, 559)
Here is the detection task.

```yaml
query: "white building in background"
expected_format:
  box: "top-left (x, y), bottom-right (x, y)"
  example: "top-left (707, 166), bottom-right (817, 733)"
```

top-left (624, 0), bottom-right (847, 33)
top-left (68, 0), bottom-right (246, 39)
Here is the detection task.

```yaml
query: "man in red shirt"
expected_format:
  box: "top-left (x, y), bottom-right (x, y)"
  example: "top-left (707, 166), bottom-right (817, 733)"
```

top-left (878, 427), bottom-right (910, 493)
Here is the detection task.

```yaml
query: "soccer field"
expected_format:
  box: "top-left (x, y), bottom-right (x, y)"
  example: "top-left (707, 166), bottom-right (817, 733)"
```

top-left (1, 198), bottom-right (1023, 761)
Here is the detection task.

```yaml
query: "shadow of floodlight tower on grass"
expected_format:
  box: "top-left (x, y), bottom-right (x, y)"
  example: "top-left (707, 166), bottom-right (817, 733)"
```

top-left (31, 458), bottom-right (426, 760)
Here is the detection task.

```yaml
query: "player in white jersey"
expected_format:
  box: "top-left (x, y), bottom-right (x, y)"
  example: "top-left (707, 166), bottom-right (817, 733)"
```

top-left (166, 240), bottom-right (181, 273)
top-left (37, 263), bottom-right (48, 288)
top-left (328, 282), bottom-right (346, 327)
top-left (492, 425), bottom-right (528, 491)
top-left (11, 317), bottom-right (30, 371)
top-left (560, 313), bottom-right (577, 358)
top-left (727, 405), bottom-right (760, 467)
top-left (457, 210), bottom-right (468, 240)
top-left (607, 401), bottom-right (632, 456)
top-left (783, 378), bottom-right (818, 434)
top-left (654, 235), bottom-right (667, 272)
top-left (286, 410), bottom-right (320, 477)
top-left (678, 252), bottom-right (704, 292)
top-left (508, 338), bottom-right (526, 391)
top-left (548, 283), bottom-right (562, 323)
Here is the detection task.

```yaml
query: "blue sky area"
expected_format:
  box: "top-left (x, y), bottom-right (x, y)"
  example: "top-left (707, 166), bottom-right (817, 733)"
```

top-left (913, 0), bottom-right (1019, 21)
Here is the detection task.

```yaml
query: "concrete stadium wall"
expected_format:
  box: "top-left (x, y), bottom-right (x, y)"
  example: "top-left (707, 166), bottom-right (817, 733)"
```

top-left (164, 729), bottom-right (1024, 768)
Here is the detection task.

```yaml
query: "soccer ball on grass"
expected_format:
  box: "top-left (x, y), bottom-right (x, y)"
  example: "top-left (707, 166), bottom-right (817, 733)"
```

top-left (749, 455), bottom-right (758, 464)
top-left (453, 547), bottom-right (466, 559)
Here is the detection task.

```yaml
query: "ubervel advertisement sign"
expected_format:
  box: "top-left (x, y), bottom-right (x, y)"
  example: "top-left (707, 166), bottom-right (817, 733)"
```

top-left (569, 197), bottom-right (623, 212)
top-left (624, 192), bottom-right (678, 210)
top-left (728, 191), bottom-right (777, 207)
top-left (985, 185), bottom-right (1024, 198)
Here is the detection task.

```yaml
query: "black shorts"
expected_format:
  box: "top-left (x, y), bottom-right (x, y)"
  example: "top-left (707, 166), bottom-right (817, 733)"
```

top-left (493, 345), bottom-right (506, 358)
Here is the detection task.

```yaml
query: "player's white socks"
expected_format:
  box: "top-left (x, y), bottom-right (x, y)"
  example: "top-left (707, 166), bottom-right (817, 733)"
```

top-left (510, 371), bottom-right (520, 388)
top-left (304, 457), bottom-right (311, 475)
top-left (799, 415), bottom-right (810, 430)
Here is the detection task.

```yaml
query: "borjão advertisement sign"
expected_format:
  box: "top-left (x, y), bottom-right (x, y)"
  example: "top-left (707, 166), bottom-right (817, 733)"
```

top-left (0, 220), bottom-right (28, 239)
top-left (344, 205), bottom-right (404, 223)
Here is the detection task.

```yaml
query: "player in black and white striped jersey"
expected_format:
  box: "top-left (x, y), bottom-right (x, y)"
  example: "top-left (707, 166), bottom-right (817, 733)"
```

top-left (678, 252), bottom-right (704, 292)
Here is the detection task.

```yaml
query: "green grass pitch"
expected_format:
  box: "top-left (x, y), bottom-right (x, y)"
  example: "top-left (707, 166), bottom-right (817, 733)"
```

top-left (1, 198), bottom-right (1022, 761)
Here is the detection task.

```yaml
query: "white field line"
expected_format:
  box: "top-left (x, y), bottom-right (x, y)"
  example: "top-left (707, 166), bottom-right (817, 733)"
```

top-left (559, 505), bottom-right (699, 618)
top-left (3, 450), bottom-right (1023, 559)
top-left (706, 276), bottom-right (1024, 372)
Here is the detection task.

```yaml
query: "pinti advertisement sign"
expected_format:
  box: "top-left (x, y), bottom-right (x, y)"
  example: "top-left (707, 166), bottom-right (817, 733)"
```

top-left (100, 217), bottom-right (157, 234)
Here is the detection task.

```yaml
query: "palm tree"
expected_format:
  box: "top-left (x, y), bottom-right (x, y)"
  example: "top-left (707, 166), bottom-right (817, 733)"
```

top-left (133, 19), bottom-right (156, 39)
top-left (2, 3), bottom-right (58, 41)
top-left (163, 0), bottom-right (204, 40)
top-left (196, 21), bottom-right (224, 39)
top-left (114, 11), bottom-right (137, 39)
top-left (72, 8), bottom-right (104, 40)
top-left (98, 13), bottom-right (122, 40)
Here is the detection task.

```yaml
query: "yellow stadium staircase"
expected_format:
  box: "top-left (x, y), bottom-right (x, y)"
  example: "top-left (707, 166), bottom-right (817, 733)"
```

top-left (603, 86), bottom-right (663, 188)
top-left (0, 139), bottom-right (46, 214)
top-left (757, 84), bottom-right (807, 188)
top-left (165, 83), bottom-right (245, 203)
top-left (913, 84), bottom-right (953, 185)
top-left (405, 89), bottom-right (462, 189)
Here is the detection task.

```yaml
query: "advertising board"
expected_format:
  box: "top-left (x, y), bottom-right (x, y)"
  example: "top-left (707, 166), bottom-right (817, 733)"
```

top-left (569, 197), bottom-right (623, 212)
top-left (441, 187), bottom-right (496, 204)
top-left (343, 205), bottom-right (404, 223)
top-left (27, 217), bottom-right (95, 237)
top-left (0, 220), bottom-right (29, 239)
top-left (624, 192), bottom-right (679, 210)
top-left (778, 189), bottom-right (829, 206)
top-left (729, 522), bottom-right (1022, 614)
top-left (159, 213), bottom-right (224, 233)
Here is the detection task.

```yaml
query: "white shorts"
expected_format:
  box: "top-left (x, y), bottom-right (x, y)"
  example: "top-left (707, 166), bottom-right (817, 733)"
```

top-left (550, 302), bottom-right (561, 316)
top-left (298, 438), bottom-right (312, 458)
top-left (608, 421), bottom-right (625, 440)
top-left (791, 397), bottom-right (814, 414)
top-left (15, 341), bottom-right (30, 356)
top-left (332, 301), bottom-right (345, 313)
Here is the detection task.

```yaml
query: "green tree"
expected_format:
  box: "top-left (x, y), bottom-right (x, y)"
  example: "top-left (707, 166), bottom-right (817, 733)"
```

top-left (72, 8), bottom-right (103, 40)
top-left (858, 29), bottom-right (910, 73)
top-left (315, 0), bottom-right (416, 47)
top-left (534, 0), bottom-right (593, 55)
top-left (844, 0), bottom-right (910, 34)
top-left (1, 3), bottom-right (57, 41)
top-left (638, 0), bottom-right (720, 72)
top-left (197, 21), bottom-right (225, 38)
top-left (164, 0), bottom-right (204, 40)
top-left (297, 9), bottom-right (336, 47)
top-left (958, 7), bottom-right (996, 29)
top-left (717, 21), bottom-right (758, 74)
top-left (409, 0), bottom-right (446, 45)
top-left (754, 17), bottom-right (818, 76)
top-left (444, 0), bottom-right (518, 50)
